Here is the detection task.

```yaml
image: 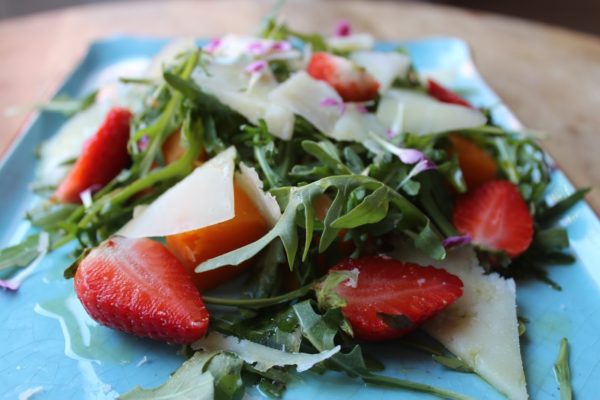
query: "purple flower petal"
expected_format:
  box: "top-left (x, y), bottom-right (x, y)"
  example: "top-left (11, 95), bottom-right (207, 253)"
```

top-left (271, 41), bottom-right (292, 52)
top-left (320, 97), bottom-right (346, 114)
top-left (443, 235), bottom-right (472, 249)
top-left (0, 280), bottom-right (19, 291)
top-left (396, 148), bottom-right (426, 164)
top-left (334, 20), bottom-right (352, 37)
top-left (204, 37), bottom-right (222, 53)
top-left (355, 103), bottom-right (369, 114)
top-left (245, 60), bottom-right (268, 74)
top-left (138, 135), bottom-right (149, 151)
top-left (248, 41), bottom-right (268, 56)
top-left (386, 129), bottom-right (398, 138)
top-left (320, 98), bottom-right (341, 107)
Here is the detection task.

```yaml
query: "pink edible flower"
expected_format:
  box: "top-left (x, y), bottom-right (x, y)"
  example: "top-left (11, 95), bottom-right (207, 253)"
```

top-left (355, 103), bottom-right (369, 114)
top-left (271, 41), bottom-right (292, 52)
top-left (320, 97), bottom-right (346, 114)
top-left (442, 235), bottom-right (472, 249)
top-left (204, 37), bottom-right (222, 53)
top-left (395, 148), bottom-right (427, 165)
top-left (334, 20), bottom-right (352, 37)
top-left (248, 41), bottom-right (268, 56)
top-left (245, 60), bottom-right (268, 74)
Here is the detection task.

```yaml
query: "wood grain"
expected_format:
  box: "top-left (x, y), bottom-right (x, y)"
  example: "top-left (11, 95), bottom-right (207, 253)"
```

top-left (0, 0), bottom-right (598, 211)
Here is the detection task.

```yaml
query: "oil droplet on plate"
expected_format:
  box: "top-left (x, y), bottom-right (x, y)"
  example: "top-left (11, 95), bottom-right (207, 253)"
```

top-left (34, 293), bottom-right (137, 364)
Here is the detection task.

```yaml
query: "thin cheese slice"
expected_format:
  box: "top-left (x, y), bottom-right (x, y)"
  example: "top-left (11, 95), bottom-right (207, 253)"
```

top-left (235, 163), bottom-right (282, 227)
top-left (193, 64), bottom-right (295, 140)
top-left (390, 244), bottom-right (528, 400)
top-left (269, 71), bottom-right (343, 135)
top-left (377, 88), bottom-right (486, 135)
top-left (330, 104), bottom-right (386, 142)
top-left (350, 51), bottom-right (411, 93)
top-left (118, 147), bottom-right (237, 238)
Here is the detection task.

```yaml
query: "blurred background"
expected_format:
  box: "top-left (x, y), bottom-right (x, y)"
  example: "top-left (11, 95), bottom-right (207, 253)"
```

top-left (0, 0), bottom-right (598, 36)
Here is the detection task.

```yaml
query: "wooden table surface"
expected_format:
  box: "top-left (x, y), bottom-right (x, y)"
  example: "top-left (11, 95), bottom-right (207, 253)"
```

top-left (0, 0), bottom-right (598, 211)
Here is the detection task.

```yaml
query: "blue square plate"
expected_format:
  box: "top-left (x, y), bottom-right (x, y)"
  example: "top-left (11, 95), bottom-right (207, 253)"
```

top-left (1, 37), bottom-right (599, 400)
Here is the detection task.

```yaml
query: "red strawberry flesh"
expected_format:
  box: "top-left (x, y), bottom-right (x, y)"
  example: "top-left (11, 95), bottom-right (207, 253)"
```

top-left (453, 180), bottom-right (534, 257)
top-left (332, 256), bottom-right (463, 341)
top-left (307, 52), bottom-right (379, 102)
top-left (427, 78), bottom-right (472, 108)
top-left (74, 237), bottom-right (209, 344)
top-left (55, 107), bottom-right (132, 203)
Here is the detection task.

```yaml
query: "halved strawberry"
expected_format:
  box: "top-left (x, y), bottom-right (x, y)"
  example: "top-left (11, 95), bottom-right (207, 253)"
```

top-left (54, 107), bottom-right (132, 203)
top-left (331, 256), bottom-right (463, 341)
top-left (427, 78), bottom-right (472, 108)
top-left (453, 180), bottom-right (533, 257)
top-left (307, 52), bottom-right (379, 102)
top-left (74, 237), bottom-right (209, 344)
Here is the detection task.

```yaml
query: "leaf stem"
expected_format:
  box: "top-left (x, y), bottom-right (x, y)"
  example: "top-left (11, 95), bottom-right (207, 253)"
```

top-left (362, 374), bottom-right (473, 400)
top-left (203, 283), bottom-right (314, 309)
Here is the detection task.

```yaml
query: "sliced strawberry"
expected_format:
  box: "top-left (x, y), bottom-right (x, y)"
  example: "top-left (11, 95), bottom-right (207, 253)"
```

top-left (453, 180), bottom-right (533, 257)
top-left (54, 107), bottom-right (132, 203)
top-left (427, 79), bottom-right (472, 108)
top-left (331, 256), bottom-right (463, 341)
top-left (74, 237), bottom-right (209, 344)
top-left (307, 52), bottom-right (379, 102)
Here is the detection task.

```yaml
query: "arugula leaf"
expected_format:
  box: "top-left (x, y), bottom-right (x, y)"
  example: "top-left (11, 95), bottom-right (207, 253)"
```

top-left (539, 187), bottom-right (591, 224)
top-left (39, 90), bottom-right (98, 116)
top-left (119, 352), bottom-right (214, 400)
top-left (315, 269), bottom-right (359, 311)
top-left (204, 352), bottom-right (244, 400)
top-left (332, 186), bottom-right (390, 229)
top-left (192, 332), bottom-right (340, 373)
top-left (243, 242), bottom-right (285, 300)
top-left (553, 338), bottom-right (573, 400)
top-left (432, 355), bottom-right (474, 373)
top-left (292, 301), bottom-right (471, 400)
top-left (0, 234), bottom-right (43, 271)
top-left (301, 140), bottom-right (352, 175)
top-left (197, 174), bottom-right (445, 274)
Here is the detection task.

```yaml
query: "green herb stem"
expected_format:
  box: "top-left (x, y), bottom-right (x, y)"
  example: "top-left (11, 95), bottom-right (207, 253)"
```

top-left (203, 283), bottom-right (314, 309)
top-left (554, 338), bottom-right (573, 400)
top-left (362, 374), bottom-right (473, 400)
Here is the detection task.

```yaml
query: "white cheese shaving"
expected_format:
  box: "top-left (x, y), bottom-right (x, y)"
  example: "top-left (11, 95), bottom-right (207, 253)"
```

top-left (207, 35), bottom-right (301, 65)
top-left (326, 33), bottom-right (375, 52)
top-left (390, 243), bottom-right (528, 400)
top-left (117, 147), bottom-right (237, 238)
top-left (330, 104), bottom-right (386, 142)
top-left (377, 88), bottom-right (487, 135)
top-left (235, 163), bottom-right (281, 227)
top-left (269, 71), bottom-right (343, 135)
top-left (193, 63), bottom-right (295, 140)
top-left (192, 332), bottom-right (340, 372)
top-left (350, 51), bottom-right (411, 93)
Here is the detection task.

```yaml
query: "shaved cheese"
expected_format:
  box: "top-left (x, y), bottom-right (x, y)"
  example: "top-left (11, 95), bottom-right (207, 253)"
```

top-left (118, 147), bottom-right (237, 238)
top-left (207, 35), bottom-right (300, 65)
top-left (390, 244), bottom-right (528, 400)
top-left (377, 89), bottom-right (486, 135)
top-left (192, 331), bottom-right (340, 372)
top-left (350, 51), bottom-right (411, 93)
top-left (235, 163), bottom-right (281, 227)
top-left (193, 63), bottom-right (295, 140)
top-left (269, 71), bottom-right (343, 134)
top-left (326, 33), bottom-right (375, 52)
top-left (330, 104), bottom-right (386, 142)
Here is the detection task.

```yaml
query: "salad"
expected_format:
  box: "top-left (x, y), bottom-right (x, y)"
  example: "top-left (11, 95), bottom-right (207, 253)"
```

top-left (0, 8), bottom-right (588, 400)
